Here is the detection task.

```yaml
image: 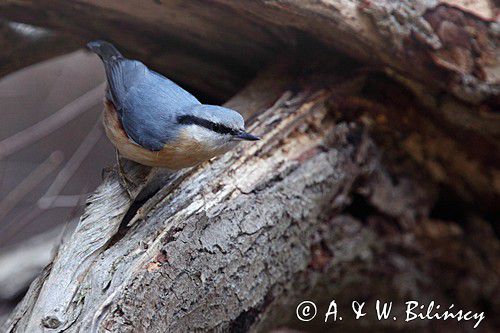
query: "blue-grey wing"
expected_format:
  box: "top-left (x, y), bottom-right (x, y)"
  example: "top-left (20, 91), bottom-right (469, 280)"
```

top-left (105, 59), bottom-right (200, 151)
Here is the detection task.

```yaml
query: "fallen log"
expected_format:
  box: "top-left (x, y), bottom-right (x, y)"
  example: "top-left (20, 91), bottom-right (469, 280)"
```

top-left (1, 0), bottom-right (498, 103)
top-left (1, 0), bottom-right (498, 331)
top-left (3, 64), bottom-right (498, 332)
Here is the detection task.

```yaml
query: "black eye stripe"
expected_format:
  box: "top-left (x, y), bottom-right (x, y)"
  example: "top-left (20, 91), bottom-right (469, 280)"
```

top-left (177, 115), bottom-right (238, 135)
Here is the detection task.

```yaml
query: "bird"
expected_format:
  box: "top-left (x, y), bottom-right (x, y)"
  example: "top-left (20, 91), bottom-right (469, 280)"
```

top-left (86, 40), bottom-right (259, 170)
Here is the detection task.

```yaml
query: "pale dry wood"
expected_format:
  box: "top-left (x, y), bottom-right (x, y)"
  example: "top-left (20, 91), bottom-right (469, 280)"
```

top-left (3, 170), bottom-right (131, 331)
top-left (3, 67), bottom-right (499, 332)
top-left (0, 1), bottom-right (498, 331)
top-left (1, 1), bottom-right (497, 176)
top-left (1, 1), bottom-right (497, 174)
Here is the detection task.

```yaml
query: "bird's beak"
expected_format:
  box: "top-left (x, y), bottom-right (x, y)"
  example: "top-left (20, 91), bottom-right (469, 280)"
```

top-left (236, 131), bottom-right (260, 141)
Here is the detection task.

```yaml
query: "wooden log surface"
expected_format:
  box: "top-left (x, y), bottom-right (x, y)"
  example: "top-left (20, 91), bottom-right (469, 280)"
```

top-left (1, 1), bottom-right (497, 196)
top-left (0, 0), bottom-right (498, 103)
top-left (3, 64), bottom-right (499, 332)
top-left (1, 1), bottom-right (499, 331)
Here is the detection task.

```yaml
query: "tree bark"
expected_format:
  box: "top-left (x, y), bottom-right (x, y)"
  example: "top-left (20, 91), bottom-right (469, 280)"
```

top-left (4, 64), bottom-right (499, 332)
top-left (1, 1), bottom-right (499, 332)
top-left (1, 0), bottom-right (498, 103)
top-left (1, 1), bottom-right (497, 182)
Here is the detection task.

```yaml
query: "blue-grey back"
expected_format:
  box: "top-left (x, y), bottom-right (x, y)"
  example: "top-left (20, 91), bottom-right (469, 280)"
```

top-left (105, 59), bottom-right (200, 151)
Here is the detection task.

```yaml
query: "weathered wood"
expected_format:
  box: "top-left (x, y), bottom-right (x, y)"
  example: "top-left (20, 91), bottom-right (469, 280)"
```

top-left (1, 1), bottom-right (497, 182)
top-left (4, 64), bottom-right (499, 332)
top-left (0, 0), bottom-right (281, 102)
top-left (1, 0), bottom-right (498, 103)
top-left (1, 1), bottom-right (498, 331)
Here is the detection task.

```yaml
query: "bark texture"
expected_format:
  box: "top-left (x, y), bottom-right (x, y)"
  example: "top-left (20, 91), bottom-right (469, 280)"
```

top-left (1, 0), bottom-right (498, 182)
top-left (1, 0), bottom-right (499, 332)
top-left (4, 65), bottom-right (499, 332)
top-left (1, 0), bottom-right (498, 103)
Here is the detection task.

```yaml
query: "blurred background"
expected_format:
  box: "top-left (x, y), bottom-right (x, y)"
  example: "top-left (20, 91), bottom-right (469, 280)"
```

top-left (0, 1), bottom-right (271, 319)
top-left (0, 1), bottom-right (498, 331)
top-left (0, 24), bottom-right (114, 322)
top-left (0, 49), bottom-right (110, 246)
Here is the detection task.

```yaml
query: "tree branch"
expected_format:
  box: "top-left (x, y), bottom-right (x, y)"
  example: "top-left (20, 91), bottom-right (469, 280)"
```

top-left (4, 65), bottom-right (498, 332)
top-left (0, 1), bottom-right (497, 103)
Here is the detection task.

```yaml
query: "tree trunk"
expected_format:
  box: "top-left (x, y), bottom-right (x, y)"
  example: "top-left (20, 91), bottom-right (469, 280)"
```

top-left (1, 1), bottom-right (498, 332)
top-left (1, 0), bottom-right (498, 103)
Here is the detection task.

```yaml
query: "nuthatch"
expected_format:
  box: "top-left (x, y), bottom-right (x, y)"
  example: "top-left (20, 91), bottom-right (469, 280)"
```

top-left (87, 40), bottom-right (259, 169)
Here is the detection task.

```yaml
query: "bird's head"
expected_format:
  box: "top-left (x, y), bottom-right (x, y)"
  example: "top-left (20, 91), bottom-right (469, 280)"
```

top-left (176, 105), bottom-right (259, 155)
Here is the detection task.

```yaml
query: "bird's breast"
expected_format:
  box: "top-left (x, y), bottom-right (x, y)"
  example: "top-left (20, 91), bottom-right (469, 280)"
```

top-left (103, 100), bottom-right (228, 169)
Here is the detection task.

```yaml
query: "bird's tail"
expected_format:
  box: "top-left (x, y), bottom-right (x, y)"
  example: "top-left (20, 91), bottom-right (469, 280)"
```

top-left (86, 40), bottom-right (123, 62)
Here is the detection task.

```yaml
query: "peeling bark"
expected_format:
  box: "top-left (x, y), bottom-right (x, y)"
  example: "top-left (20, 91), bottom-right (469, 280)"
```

top-left (3, 65), bottom-right (499, 332)
top-left (1, 1), bottom-right (499, 332)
